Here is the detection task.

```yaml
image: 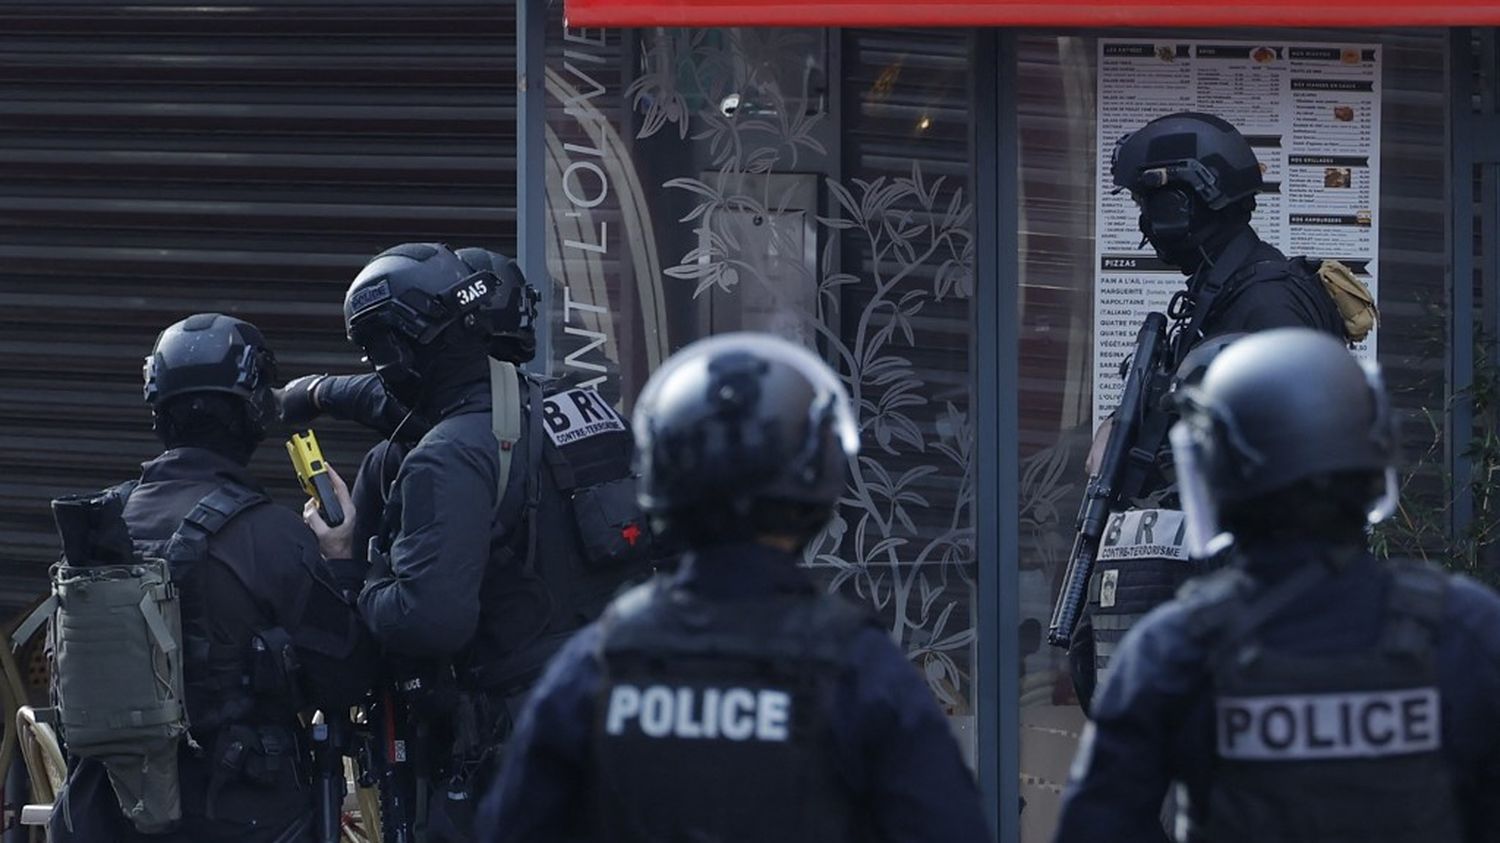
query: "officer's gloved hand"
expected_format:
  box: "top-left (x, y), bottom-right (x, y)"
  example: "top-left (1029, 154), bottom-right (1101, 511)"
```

top-left (276, 374), bottom-right (327, 426)
top-left (306, 372), bottom-right (425, 442)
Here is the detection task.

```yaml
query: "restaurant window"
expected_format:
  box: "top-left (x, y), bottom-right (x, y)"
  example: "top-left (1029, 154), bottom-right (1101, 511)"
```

top-left (1014, 29), bottom-right (1451, 841)
top-left (539, 16), bottom-right (982, 758)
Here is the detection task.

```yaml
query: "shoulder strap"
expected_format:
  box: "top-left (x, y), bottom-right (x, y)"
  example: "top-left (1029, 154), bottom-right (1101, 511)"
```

top-left (168, 483), bottom-right (269, 560)
top-left (1172, 229), bottom-right (1260, 368)
top-left (506, 377), bottom-right (546, 576)
top-left (1185, 562), bottom-right (1329, 651)
top-left (1180, 568), bottom-right (1254, 640)
top-left (599, 578), bottom-right (669, 634)
top-left (804, 593), bottom-right (882, 658)
top-left (602, 587), bottom-right (872, 668)
top-left (1381, 563), bottom-right (1448, 658)
top-left (490, 358), bottom-right (523, 502)
top-left (113, 479), bottom-right (140, 506)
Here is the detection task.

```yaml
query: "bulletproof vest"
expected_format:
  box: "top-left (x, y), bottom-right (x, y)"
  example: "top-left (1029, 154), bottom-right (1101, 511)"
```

top-left (40, 480), bottom-right (282, 833)
top-left (1201, 255), bottom-right (1347, 347)
top-left (1088, 508), bottom-right (1196, 688)
top-left (1186, 562), bottom-right (1461, 843)
top-left (465, 380), bottom-right (656, 693)
top-left (590, 581), bottom-right (872, 843)
top-left (154, 484), bottom-right (315, 823)
top-left (149, 484), bottom-right (296, 733)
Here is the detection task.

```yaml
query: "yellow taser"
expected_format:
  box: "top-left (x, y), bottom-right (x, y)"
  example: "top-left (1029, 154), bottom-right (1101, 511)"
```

top-left (286, 430), bottom-right (345, 528)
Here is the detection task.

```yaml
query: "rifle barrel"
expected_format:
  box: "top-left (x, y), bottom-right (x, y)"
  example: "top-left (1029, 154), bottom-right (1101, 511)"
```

top-left (1046, 312), bottom-right (1169, 647)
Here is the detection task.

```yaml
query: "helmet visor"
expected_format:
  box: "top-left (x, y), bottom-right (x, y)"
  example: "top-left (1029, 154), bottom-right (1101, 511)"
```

top-left (1358, 357), bottom-right (1399, 525)
top-left (348, 320), bottom-right (410, 370)
top-left (1170, 420), bottom-right (1230, 557)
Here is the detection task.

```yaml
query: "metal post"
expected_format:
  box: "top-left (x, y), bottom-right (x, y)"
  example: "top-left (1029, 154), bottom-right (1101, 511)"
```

top-left (971, 26), bottom-right (1000, 836)
top-left (972, 25), bottom-right (1021, 843)
top-left (518, 0), bottom-right (550, 375)
top-left (1479, 28), bottom-right (1500, 569)
top-left (1449, 27), bottom-right (1476, 556)
top-left (1481, 30), bottom-right (1499, 348)
top-left (994, 30), bottom-right (1022, 843)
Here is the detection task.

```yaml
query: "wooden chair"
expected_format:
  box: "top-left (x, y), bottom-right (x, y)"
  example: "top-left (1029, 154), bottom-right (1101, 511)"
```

top-left (5, 600), bottom-right (57, 842)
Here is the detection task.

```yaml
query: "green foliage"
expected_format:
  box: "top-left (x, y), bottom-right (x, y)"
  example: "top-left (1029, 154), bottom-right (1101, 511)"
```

top-left (1372, 337), bottom-right (1500, 586)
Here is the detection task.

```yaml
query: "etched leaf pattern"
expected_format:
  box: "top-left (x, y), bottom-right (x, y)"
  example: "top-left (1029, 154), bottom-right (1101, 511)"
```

top-left (633, 30), bottom-right (977, 708)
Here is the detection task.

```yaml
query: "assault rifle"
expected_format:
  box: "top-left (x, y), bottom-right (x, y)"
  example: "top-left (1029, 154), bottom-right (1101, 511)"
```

top-left (354, 689), bottom-right (421, 843)
top-left (1046, 311), bottom-right (1172, 648)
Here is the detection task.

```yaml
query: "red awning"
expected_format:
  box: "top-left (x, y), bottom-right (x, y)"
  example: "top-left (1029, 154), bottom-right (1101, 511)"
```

top-left (566, 0), bottom-right (1500, 28)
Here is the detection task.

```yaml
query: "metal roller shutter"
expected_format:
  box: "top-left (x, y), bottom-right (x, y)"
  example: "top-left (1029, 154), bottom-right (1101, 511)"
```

top-left (0, 1), bottom-right (518, 612)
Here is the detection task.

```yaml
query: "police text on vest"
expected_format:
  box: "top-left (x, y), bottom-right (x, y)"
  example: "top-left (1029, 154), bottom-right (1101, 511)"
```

top-left (1217, 688), bottom-right (1441, 760)
top-left (606, 685), bottom-right (790, 742)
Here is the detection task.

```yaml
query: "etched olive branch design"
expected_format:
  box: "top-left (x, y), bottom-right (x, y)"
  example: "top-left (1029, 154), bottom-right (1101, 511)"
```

top-left (634, 28), bottom-right (976, 707)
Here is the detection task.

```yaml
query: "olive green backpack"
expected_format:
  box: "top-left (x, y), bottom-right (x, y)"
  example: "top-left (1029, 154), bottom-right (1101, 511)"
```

top-left (16, 482), bottom-right (188, 834)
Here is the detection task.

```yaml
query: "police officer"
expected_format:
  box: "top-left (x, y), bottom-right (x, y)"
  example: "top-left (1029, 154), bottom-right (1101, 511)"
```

top-left (302, 244), bottom-right (658, 841)
top-left (1112, 111), bottom-right (1346, 360)
top-left (1067, 111), bottom-right (1353, 711)
top-left (280, 247), bottom-right (540, 564)
top-left (50, 313), bottom-right (375, 843)
top-left (478, 333), bottom-right (993, 843)
top-left (1071, 333), bottom-right (1246, 707)
top-left (1055, 328), bottom-right (1500, 843)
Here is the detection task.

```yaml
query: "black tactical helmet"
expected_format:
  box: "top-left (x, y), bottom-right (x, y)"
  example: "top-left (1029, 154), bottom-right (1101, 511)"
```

top-left (1112, 113), bottom-right (1263, 269)
top-left (1111, 112), bottom-right (1262, 209)
top-left (455, 247), bottom-right (540, 364)
top-left (633, 333), bottom-right (859, 531)
top-left (1172, 331), bottom-right (1248, 391)
top-left (1170, 329), bottom-right (1396, 554)
top-left (343, 242), bottom-right (499, 403)
top-left (143, 313), bottom-right (278, 424)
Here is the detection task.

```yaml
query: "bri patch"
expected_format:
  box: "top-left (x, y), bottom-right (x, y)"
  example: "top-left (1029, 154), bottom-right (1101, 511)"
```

top-left (1097, 509), bottom-right (1189, 562)
top-left (542, 387), bottom-right (626, 446)
top-left (1217, 687), bottom-right (1441, 761)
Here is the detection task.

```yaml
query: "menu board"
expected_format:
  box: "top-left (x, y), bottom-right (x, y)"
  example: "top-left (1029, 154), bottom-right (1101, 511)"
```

top-left (1093, 40), bottom-right (1381, 429)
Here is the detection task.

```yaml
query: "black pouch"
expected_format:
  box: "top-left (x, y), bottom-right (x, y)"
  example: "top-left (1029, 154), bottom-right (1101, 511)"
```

top-left (212, 726), bottom-right (300, 789)
top-left (571, 476), bottom-right (652, 570)
top-left (205, 726), bottom-right (309, 825)
top-left (250, 627), bottom-right (305, 713)
top-left (52, 484), bottom-right (136, 566)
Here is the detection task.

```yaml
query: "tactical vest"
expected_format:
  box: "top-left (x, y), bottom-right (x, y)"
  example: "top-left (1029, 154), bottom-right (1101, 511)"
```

top-left (1185, 562), bottom-right (1461, 843)
top-left (38, 480), bottom-right (303, 833)
top-left (1088, 508), bottom-right (1196, 688)
top-left (163, 486), bottom-right (313, 725)
top-left (590, 581), bottom-right (873, 843)
top-left (1199, 256), bottom-right (1348, 350)
top-left (464, 379), bottom-right (657, 693)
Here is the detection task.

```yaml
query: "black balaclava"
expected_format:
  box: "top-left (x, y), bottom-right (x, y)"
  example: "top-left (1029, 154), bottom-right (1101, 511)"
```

top-left (408, 326), bottom-right (492, 422)
top-left (155, 393), bottom-right (262, 466)
top-left (1139, 190), bottom-right (1254, 276)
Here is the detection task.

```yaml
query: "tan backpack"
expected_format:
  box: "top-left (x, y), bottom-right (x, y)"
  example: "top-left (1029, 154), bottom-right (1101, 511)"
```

top-left (1316, 260), bottom-right (1379, 343)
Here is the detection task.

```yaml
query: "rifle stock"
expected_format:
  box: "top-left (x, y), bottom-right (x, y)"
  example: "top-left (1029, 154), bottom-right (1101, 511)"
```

top-left (1046, 312), bottom-right (1170, 648)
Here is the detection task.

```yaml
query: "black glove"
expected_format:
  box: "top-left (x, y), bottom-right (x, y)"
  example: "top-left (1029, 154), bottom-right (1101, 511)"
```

top-left (313, 373), bottom-right (425, 441)
top-left (276, 374), bottom-right (327, 426)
